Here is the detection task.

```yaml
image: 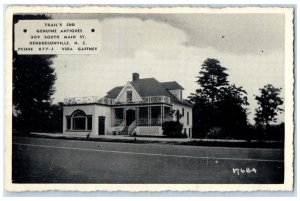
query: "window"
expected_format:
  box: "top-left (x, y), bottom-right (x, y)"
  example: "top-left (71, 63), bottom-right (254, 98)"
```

top-left (67, 110), bottom-right (93, 131)
top-left (182, 108), bottom-right (184, 117)
top-left (138, 107), bottom-right (148, 126)
top-left (87, 116), bottom-right (92, 130)
top-left (180, 90), bottom-right (182, 100)
top-left (66, 116), bottom-right (71, 130)
top-left (127, 91), bottom-right (132, 102)
top-left (187, 111), bottom-right (189, 125)
top-left (114, 108), bottom-right (124, 126)
top-left (73, 117), bottom-right (85, 130)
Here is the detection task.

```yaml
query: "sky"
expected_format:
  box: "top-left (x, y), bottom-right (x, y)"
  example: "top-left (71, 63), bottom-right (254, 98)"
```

top-left (52, 13), bottom-right (285, 124)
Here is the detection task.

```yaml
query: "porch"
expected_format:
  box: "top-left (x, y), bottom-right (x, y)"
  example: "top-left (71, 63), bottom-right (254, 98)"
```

top-left (112, 105), bottom-right (172, 135)
top-left (112, 105), bottom-right (172, 127)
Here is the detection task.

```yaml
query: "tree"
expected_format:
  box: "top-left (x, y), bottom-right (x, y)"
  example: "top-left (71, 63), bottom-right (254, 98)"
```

top-left (13, 15), bottom-right (57, 132)
top-left (44, 102), bottom-right (64, 132)
top-left (189, 58), bottom-right (249, 139)
top-left (196, 58), bottom-right (228, 104)
top-left (189, 58), bottom-right (229, 136)
top-left (189, 91), bottom-right (215, 137)
top-left (216, 84), bottom-right (249, 138)
top-left (254, 84), bottom-right (283, 128)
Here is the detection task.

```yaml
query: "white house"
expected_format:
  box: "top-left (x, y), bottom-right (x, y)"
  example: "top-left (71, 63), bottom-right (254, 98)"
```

top-left (63, 73), bottom-right (193, 137)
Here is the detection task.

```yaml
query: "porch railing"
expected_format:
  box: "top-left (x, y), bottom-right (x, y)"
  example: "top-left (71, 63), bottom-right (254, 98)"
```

top-left (163, 117), bottom-right (173, 122)
top-left (137, 118), bottom-right (172, 126)
top-left (141, 96), bottom-right (171, 104)
top-left (98, 97), bottom-right (115, 105)
top-left (114, 118), bottom-right (124, 127)
top-left (128, 120), bottom-right (137, 135)
top-left (64, 96), bottom-right (98, 105)
top-left (64, 96), bottom-right (115, 105)
top-left (151, 118), bottom-right (162, 126)
top-left (64, 95), bottom-right (171, 105)
top-left (137, 118), bottom-right (149, 126)
top-left (114, 117), bottom-right (173, 128)
top-left (115, 120), bottom-right (126, 134)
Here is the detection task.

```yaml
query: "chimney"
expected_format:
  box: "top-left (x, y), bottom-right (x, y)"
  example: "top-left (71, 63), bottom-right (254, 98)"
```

top-left (132, 73), bottom-right (139, 81)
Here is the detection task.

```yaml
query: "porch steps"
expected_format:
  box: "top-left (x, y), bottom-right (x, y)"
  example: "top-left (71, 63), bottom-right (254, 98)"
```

top-left (119, 126), bottom-right (129, 135)
top-left (118, 126), bottom-right (137, 135)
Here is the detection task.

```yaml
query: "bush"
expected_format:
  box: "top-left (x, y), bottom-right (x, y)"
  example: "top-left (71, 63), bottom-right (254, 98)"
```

top-left (162, 121), bottom-right (184, 138)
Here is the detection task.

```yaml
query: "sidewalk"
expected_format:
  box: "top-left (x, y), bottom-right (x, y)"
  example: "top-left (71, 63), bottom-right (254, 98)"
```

top-left (28, 132), bottom-right (283, 149)
top-left (30, 132), bottom-right (191, 143)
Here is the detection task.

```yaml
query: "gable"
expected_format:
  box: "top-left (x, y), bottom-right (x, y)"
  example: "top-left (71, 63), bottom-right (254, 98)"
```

top-left (104, 78), bottom-right (185, 103)
top-left (115, 82), bottom-right (143, 103)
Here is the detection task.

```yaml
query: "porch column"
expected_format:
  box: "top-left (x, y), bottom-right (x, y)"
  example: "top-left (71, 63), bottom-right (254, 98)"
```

top-left (123, 108), bottom-right (126, 123)
top-left (136, 107), bottom-right (139, 126)
top-left (160, 106), bottom-right (163, 125)
top-left (162, 106), bottom-right (165, 124)
top-left (148, 106), bottom-right (151, 126)
top-left (111, 108), bottom-right (116, 126)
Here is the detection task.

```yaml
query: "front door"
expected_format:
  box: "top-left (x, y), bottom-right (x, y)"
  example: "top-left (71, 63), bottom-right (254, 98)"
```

top-left (126, 109), bottom-right (135, 126)
top-left (98, 116), bottom-right (105, 135)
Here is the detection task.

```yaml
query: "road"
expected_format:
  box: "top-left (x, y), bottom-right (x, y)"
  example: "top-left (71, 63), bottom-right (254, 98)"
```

top-left (12, 136), bottom-right (284, 184)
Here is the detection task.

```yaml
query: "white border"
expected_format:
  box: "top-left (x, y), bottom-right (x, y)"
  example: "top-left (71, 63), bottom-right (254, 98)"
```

top-left (4, 6), bottom-right (294, 192)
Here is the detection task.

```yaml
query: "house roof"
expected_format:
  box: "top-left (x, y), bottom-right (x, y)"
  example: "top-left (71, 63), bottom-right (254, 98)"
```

top-left (161, 81), bottom-right (184, 90)
top-left (104, 77), bottom-right (192, 107)
top-left (105, 86), bottom-right (123, 99)
top-left (130, 78), bottom-right (174, 98)
top-left (179, 99), bottom-right (193, 107)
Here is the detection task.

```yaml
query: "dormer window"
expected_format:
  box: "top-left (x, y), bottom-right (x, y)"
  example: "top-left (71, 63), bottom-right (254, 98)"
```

top-left (127, 91), bottom-right (132, 102)
top-left (169, 89), bottom-right (182, 101)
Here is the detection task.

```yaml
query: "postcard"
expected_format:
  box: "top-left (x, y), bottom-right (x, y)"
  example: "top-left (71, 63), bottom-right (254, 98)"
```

top-left (4, 6), bottom-right (294, 192)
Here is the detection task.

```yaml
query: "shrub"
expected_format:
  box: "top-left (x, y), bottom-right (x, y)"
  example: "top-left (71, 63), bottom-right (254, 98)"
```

top-left (162, 121), bottom-right (184, 138)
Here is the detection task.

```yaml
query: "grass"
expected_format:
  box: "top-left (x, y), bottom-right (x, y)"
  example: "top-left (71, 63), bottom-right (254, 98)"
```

top-left (13, 131), bottom-right (284, 149)
top-left (177, 140), bottom-right (284, 149)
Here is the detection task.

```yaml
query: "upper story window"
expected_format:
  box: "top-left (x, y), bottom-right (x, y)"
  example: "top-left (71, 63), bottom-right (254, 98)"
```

top-left (182, 108), bottom-right (184, 117)
top-left (127, 91), bottom-right (132, 102)
top-left (169, 89), bottom-right (183, 101)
